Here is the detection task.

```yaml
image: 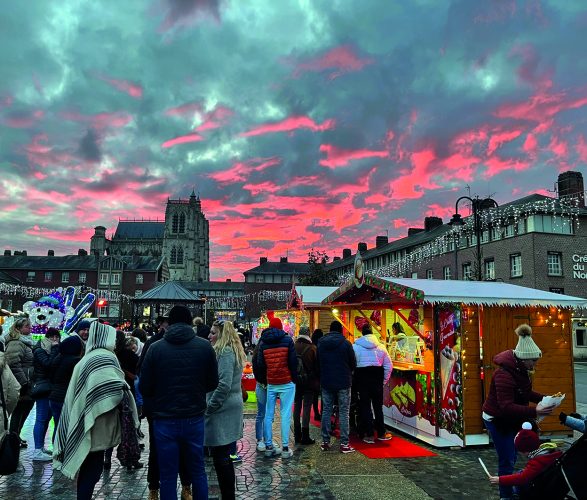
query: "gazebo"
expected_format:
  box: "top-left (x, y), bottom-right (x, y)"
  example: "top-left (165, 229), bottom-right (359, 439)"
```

top-left (132, 281), bottom-right (204, 326)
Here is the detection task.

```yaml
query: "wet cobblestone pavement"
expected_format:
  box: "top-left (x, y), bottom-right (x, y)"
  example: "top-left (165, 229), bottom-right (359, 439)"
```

top-left (0, 402), bottom-right (574, 499)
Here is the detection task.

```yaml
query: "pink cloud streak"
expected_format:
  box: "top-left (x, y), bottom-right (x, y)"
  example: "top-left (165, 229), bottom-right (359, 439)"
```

top-left (161, 133), bottom-right (204, 148)
top-left (241, 116), bottom-right (335, 137)
top-left (319, 144), bottom-right (388, 168)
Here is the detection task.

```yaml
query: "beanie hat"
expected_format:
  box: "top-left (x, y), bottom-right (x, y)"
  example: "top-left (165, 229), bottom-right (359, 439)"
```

top-left (168, 305), bottom-right (192, 325)
top-left (76, 319), bottom-right (92, 333)
top-left (513, 324), bottom-right (542, 360)
top-left (45, 327), bottom-right (61, 338)
top-left (269, 317), bottom-right (283, 330)
top-left (514, 422), bottom-right (540, 452)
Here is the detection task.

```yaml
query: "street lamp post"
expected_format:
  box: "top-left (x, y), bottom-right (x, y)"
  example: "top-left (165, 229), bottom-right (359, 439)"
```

top-left (449, 196), bottom-right (498, 281)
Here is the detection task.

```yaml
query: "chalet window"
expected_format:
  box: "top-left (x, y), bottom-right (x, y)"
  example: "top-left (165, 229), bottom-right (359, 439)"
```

top-left (111, 273), bottom-right (121, 285)
top-left (576, 328), bottom-right (586, 347)
top-left (99, 273), bottom-right (109, 285)
top-left (136, 274), bottom-right (144, 284)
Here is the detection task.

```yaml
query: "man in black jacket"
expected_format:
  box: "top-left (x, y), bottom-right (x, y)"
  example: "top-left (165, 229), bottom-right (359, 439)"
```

top-left (140, 306), bottom-right (218, 500)
top-left (317, 321), bottom-right (357, 454)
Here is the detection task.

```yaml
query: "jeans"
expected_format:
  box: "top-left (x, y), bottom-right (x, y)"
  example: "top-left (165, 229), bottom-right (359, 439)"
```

top-left (33, 397), bottom-right (53, 449)
top-left (134, 377), bottom-right (143, 407)
top-left (211, 444), bottom-right (235, 500)
top-left (357, 384), bottom-right (385, 438)
top-left (293, 386), bottom-right (314, 434)
top-left (9, 398), bottom-right (35, 437)
top-left (484, 418), bottom-right (517, 499)
top-left (147, 417), bottom-right (191, 491)
top-left (264, 382), bottom-right (296, 449)
top-left (49, 400), bottom-right (63, 431)
top-left (321, 388), bottom-right (351, 445)
top-left (77, 450), bottom-right (105, 500)
top-left (153, 416), bottom-right (207, 500)
top-left (255, 384), bottom-right (267, 441)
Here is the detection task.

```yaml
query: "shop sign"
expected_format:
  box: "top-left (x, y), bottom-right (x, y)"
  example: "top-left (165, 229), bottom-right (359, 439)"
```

top-left (572, 254), bottom-right (587, 279)
top-left (353, 250), bottom-right (365, 289)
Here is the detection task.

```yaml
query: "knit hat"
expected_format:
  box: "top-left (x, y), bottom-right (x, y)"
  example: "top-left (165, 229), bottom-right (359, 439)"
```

top-left (269, 317), bottom-right (283, 330)
top-left (514, 422), bottom-right (540, 453)
top-left (513, 324), bottom-right (542, 360)
top-left (168, 305), bottom-right (193, 325)
top-left (45, 327), bottom-right (61, 338)
top-left (76, 319), bottom-right (92, 333)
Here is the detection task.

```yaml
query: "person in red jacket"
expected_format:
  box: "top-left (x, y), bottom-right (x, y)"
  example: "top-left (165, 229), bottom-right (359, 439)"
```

top-left (489, 422), bottom-right (562, 493)
top-left (482, 324), bottom-right (555, 500)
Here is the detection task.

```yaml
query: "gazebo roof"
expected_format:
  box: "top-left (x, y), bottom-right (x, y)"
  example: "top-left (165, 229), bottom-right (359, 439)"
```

top-left (323, 276), bottom-right (587, 308)
top-left (137, 281), bottom-right (200, 302)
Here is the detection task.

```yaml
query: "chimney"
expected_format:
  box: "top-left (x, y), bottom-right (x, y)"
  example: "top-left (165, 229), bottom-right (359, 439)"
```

top-left (226, 278), bottom-right (232, 282)
top-left (342, 248), bottom-right (352, 259)
top-left (4, 250), bottom-right (10, 256)
top-left (280, 257), bottom-right (288, 263)
top-left (260, 257), bottom-right (268, 265)
top-left (558, 171), bottom-right (585, 207)
top-left (357, 242), bottom-right (367, 252)
top-left (408, 228), bottom-right (425, 237)
top-left (48, 250), bottom-right (54, 256)
top-left (78, 249), bottom-right (88, 256)
top-left (375, 235), bottom-right (388, 248)
top-left (424, 216), bottom-right (443, 231)
top-left (333, 256), bottom-right (341, 261)
top-left (13, 250), bottom-right (21, 256)
top-left (21, 250), bottom-right (27, 256)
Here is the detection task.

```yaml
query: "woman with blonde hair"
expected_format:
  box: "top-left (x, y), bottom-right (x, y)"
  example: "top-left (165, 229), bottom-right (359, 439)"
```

top-left (205, 320), bottom-right (246, 500)
top-left (5, 316), bottom-right (35, 448)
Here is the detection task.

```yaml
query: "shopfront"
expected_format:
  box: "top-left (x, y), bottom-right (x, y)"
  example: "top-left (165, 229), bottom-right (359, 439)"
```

top-left (323, 276), bottom-right (586, 447)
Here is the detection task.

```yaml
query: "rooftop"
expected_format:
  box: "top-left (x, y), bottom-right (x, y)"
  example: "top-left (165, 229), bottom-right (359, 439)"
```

top-left (113, 221), bottom-right (165, 240)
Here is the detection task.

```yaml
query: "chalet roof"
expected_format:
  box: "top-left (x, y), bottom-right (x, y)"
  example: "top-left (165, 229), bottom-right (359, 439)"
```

top-left (137, 281), bottom-right (201, 302)
top-left (113, 221), bottom-right (165, 239)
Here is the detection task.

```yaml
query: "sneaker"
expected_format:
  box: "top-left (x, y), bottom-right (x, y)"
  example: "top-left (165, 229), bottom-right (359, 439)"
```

top-left (230, 454), bottom-right (242, 463)
top-left (320, 442), bottom-right (331, 452)
top-left (377, 432), bottom-right (393, 441)
top-left (32, 449), bottom-right (53, 461)
top-left (340, 444), bottom-right (356, 454)
top-left (264, 445), bottom-right (281, 458)
top-left (362, 436), bottom-right (375, 444)
top-left (42, 447), bottom-right (53, 455)
top-left (19, 439), bottom-right (28, 449)
top-left (281, 447), bottom-right (293, 459)
top-left (256, 441), bottom-right (266, 452)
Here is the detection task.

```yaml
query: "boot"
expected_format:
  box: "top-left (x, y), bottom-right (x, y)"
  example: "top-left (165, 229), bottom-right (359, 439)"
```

top-left (294, 423), bottom-right (302, 444)
top-left (148, 490), bottom-right (159, 500)
top-left (301, 427), bottom-right (315, 445)
top-left (181, 485), bottom-right (192, 500)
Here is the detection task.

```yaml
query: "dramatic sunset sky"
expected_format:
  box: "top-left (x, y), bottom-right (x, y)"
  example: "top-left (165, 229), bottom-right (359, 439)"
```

top-left (1, 0), bottom-right (587, 280)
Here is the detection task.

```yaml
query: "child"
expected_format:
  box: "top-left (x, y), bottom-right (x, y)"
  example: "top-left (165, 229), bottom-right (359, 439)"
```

top-left (488, 422), bottom-right (562, 491)
top-left (559, 411), bottom-right (586, 433)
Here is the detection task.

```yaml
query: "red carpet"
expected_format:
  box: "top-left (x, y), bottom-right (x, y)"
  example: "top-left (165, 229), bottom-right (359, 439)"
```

top-left (310, 417), bottom-right (436, 459)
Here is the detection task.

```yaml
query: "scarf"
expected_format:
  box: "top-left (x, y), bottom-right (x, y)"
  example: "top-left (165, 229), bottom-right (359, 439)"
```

top-left (40, 337), bottom-right (54, 355)
top-left (53, 322), bottom-right (131, 479)
top-left (19, 334), bottom-right (34, 347)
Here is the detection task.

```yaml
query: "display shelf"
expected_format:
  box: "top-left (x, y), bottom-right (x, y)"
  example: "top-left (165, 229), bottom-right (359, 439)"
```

top-left (393, 362), bottom-right (427, 372)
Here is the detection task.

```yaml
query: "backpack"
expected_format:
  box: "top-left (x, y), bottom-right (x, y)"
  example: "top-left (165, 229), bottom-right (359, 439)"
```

top-left (296, 344), bottom-right (311, 387)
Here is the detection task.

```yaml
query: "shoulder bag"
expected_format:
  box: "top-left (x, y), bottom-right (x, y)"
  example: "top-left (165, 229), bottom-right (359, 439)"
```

top-left (0, 375), bottom-right (20, 475)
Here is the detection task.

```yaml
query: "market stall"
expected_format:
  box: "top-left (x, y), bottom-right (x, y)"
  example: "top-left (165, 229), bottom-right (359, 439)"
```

top-left (322, 275), bottom-right (586, 447)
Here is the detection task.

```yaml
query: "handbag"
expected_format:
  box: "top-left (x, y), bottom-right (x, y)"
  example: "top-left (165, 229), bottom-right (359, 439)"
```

top-left (31, 380), bottom-right (51, 400)
top-left (0, 375), bottom-right (20, 475)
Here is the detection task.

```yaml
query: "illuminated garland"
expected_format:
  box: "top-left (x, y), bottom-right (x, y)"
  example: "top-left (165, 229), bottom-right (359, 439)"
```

top-left (0, 282), bottom-right (135, 303)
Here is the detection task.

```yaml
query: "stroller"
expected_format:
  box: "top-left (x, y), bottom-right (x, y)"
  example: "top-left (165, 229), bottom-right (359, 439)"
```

top-left (520, 432), bottom-right (587, 499)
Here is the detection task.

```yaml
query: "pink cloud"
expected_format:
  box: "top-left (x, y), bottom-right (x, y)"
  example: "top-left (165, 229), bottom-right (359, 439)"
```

top-left (61, 110), bottom-right (133, 130)
top-left (165, 101), bottom-right (203, 117)
top-left (161, 132), bottom-right (204, 148)
top-left (292, 45), bottom-right (374, 80)
top-left (241, 116), bottom-right (335, 137)
top-left (208, 157), bottom-right (281, 184)
top-left (25, 226), bottom-right (96, 243)
top-left (2, 109), bottom-right (44, 128)
top-left (576, 135), bottom-right (587, 162)
top-left (195, 105), bottom-right (234, 133)
top-left (522, 133), bottom-right (538, 156)
top-left (319, 144), bottom-right (388, 168)
top-left (388, 148), bottom-right (441, 200)
top-left (548, 135), bottom-right (568, 159)
top-left (95, 74), bottom-right (143, 98)
top-left (486, 129), bottom-right (523, 156)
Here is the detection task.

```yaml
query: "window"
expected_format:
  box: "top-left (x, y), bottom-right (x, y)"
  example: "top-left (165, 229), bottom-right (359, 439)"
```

top-left (27, 271), bottom-right (35, 282)
top-left (61, 272), bottom-right (69, 283)
top-left (255, 274), bottom-right (264, 283)
top-left (179, 213), bottom-right (186, 233)
top-left (44, 272), bottom-right (52, 282)
top-left (111, 273), bottom-right (121, 285)
top-left (99, 272), bottom-right (109, 285)
top-left (516, 219), bottom-right (525, 235)
top-left (491, 227), bottom-right (503, 241)
top-left (411, 272), bottom-right (418, 279)
top-left (177, 247), bottom-right (184, 265)
top-left (443, 266), bottom-right (451, 280)
top-left (547, 252), bottom-right (562, 276)
top-left (426, 269), bottom-right (433, 279)
top-left (99, 305), bottom-right (108, 316)
top-left (504, 224), bottom-right (514, 237)
top-left (109, 304), bottom-right (119, 318)
top-left (576, 329), bottom-right (586, 347)
top-left (527, 215), bottom-right (574, 234)
top-left (462, 263), bottom-right (472, 280)
top-left (510, 254), bottom-right (522, 278)
top-left (79, 272), bottom-right (86, 283)
top-left (136, 273), bottom-right (144, 284)
top-left (480, 230), bottom-right (489, 243)
top-left (170, 246), bottom-right (177, 264)
top-left (484, 259), bottom-right (495, 280)
top-left (172, 214), bottom-right (179, 233)
top-left (135, 290), bottom-right (143, 297)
